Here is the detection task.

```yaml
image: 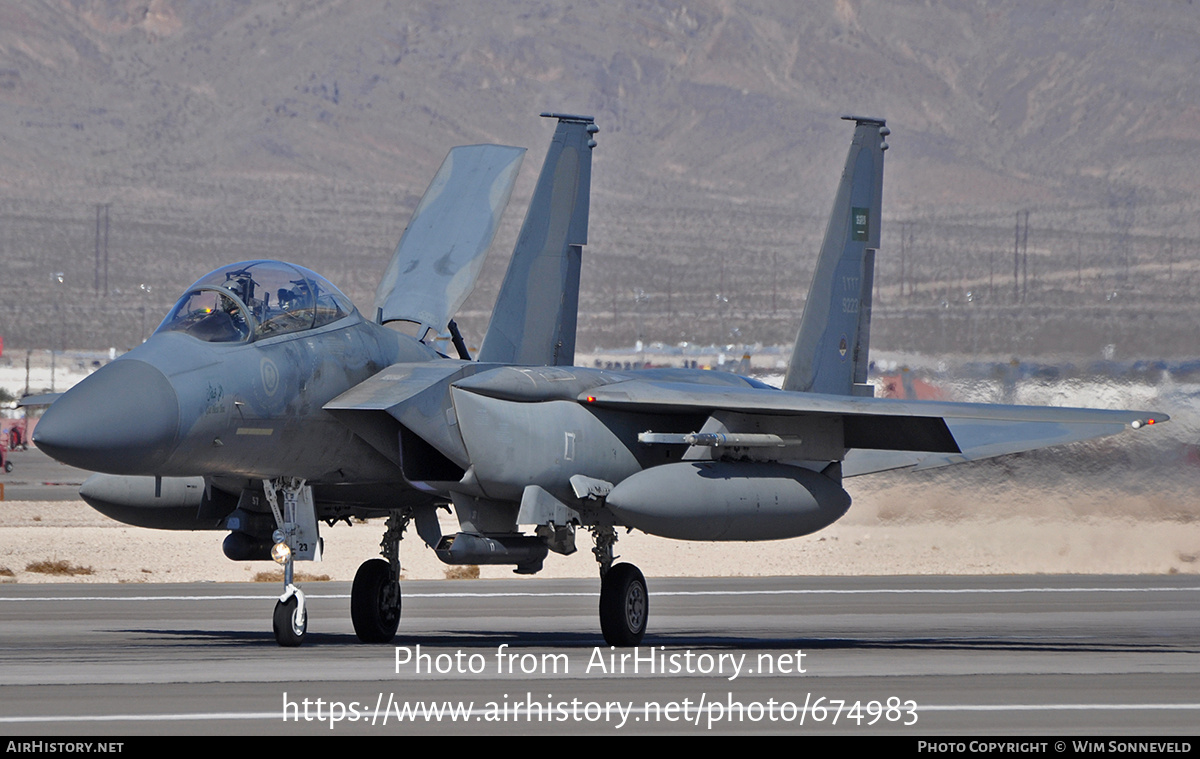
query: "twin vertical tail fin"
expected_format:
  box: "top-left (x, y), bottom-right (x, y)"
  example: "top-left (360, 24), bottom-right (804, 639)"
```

top-left (782, 116), bottom-right (888, 396)
top-left (477, 113), bottom-right (597, 366)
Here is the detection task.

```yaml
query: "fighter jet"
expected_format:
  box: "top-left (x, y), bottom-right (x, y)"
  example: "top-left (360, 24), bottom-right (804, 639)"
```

top-left (33, 114), bottom-right (1166, 647)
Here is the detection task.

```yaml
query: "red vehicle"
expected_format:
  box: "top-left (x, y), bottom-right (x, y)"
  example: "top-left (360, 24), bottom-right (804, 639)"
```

top-left (7, 422), bottom-right (26, 451)
top-left (0, 422), bottom-right (24, 472)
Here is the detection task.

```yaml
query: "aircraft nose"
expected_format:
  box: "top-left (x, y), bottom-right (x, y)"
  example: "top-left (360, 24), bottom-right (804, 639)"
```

top-left (33, 359), bottom-right (180, 474)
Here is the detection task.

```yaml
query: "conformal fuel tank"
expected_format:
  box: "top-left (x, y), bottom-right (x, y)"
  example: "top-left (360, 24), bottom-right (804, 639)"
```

top-left (605, 461), bottom-right (851, 541)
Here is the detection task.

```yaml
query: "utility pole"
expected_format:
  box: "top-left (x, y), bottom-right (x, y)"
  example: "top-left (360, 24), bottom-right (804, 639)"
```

top-left (1014, 210), bottom-right (1029, 302)
top-left (1014, 212), bottom-right (1020, 302)
top-left (94, 205), bottom-right (101, 293)
top-left (771, 251), bottom-right (777, 314)
top-left (666, 264), bottom-right (674, 324)
top-left (103, 204), bottom-right (110, 294)
top-left (988, 248), bottom-right (994, 302)
top-left (94, 203), bottom-right (110, 294)
top-left (1021, 210), bottom-right (1029, 302)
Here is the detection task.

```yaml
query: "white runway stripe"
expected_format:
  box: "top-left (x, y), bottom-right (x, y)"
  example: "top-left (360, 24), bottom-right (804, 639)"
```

top-left (1, 585), bottom-right (1198, 603)
top-left (3, 702), bottom-right (1200, 724)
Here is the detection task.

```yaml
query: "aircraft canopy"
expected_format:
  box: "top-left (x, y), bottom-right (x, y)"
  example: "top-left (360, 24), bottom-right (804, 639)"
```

top-left (156, 260), bottom-right (355, 343)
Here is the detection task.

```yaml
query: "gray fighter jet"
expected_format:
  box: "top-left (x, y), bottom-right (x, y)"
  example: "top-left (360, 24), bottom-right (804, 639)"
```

top-left (33, 115), bottom-right (1166, 647)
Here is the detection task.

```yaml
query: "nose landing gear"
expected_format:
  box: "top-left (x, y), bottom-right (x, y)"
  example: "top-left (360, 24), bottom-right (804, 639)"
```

top-left (263, 478), bottom-right (320, 647)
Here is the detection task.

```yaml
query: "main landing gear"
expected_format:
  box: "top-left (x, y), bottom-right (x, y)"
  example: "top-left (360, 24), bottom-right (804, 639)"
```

top-left (351, 511), bottom-right (405, 643)
top-left (591, 525), bottom-right (648, 646)
top-left (259, 488), bottom-right (647, 647)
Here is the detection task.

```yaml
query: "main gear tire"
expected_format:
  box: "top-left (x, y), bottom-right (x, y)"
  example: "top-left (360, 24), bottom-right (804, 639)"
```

top-left (351, 558), bottom-right (401, 643)
top-left (599, 563), bottom-right (648, 646)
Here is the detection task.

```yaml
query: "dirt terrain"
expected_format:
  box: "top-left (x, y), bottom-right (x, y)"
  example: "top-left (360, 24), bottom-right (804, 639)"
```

top-left (5, 3), bottom-right (1200, 357)
top-left (2, 480), bottom-right (1195, 585)
top-left (3, 366), bottom-right (1196, 585)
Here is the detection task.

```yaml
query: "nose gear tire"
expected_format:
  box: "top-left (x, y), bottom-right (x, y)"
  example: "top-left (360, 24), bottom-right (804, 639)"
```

top-left (273, 595), bottom-right (306, 647)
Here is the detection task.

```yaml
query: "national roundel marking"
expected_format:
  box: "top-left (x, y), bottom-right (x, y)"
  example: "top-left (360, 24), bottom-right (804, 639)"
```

top-left (261, 356), bottom-right (280, 397)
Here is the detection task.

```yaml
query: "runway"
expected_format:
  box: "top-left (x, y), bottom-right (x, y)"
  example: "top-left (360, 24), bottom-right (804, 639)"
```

top-left (0, 575), bottom-right (1196, 735)
top-left (0, 446), bottom-right (91, 501)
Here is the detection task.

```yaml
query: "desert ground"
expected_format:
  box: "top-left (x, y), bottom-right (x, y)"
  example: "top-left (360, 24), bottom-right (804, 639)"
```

top-left (3, 357), bottom-right (1197, 585)
top-left (2, 478), bottom-right (1196, 585)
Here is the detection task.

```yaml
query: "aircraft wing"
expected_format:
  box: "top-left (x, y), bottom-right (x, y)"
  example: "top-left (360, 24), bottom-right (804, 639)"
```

top-left (373, 144), bottom-right (525, 337)
top-left (580, 378), bottom-right (1166, 474)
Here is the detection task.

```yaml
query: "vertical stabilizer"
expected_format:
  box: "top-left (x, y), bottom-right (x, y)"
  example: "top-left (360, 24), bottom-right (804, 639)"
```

top-left (782, 116), bottom-right (888, 396)
top-left (477, 113), bottom-right (598, 366)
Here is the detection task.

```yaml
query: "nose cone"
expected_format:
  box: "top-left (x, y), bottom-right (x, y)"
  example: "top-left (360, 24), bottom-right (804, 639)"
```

top-left (34, 359), bottom-right (180, 474)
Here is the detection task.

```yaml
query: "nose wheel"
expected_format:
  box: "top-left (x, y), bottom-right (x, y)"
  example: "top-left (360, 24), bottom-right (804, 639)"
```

top-left (273, 588), bottom-right (307, 647)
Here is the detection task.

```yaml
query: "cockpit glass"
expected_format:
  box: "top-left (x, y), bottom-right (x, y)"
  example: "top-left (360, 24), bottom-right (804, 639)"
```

top-left (154, 260), bottom-right (356, 343)
top-left (157, 290), bottom-right (251, 343)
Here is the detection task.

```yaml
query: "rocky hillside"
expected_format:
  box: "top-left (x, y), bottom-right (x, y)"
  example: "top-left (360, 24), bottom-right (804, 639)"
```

top-left (2, 0), bottom-right (1199, 358)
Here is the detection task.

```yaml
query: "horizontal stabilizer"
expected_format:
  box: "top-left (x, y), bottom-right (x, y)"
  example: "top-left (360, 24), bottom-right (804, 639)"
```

top-left (374, 144), bottom-right (526, 337)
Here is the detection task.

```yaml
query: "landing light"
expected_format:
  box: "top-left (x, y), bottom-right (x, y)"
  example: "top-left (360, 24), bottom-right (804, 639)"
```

top-left (271, 542), bottom-right (291, 565)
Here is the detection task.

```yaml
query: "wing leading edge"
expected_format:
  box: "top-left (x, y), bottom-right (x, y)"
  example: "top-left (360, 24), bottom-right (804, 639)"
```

top-left (581, 378), bottom-right (1166, 475)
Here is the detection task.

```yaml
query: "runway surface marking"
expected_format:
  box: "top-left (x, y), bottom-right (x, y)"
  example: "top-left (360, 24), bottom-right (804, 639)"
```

top-left (4, 703), bottom-right (1200, 725)
top-left (2, 585), bottom-right (1198, 603)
